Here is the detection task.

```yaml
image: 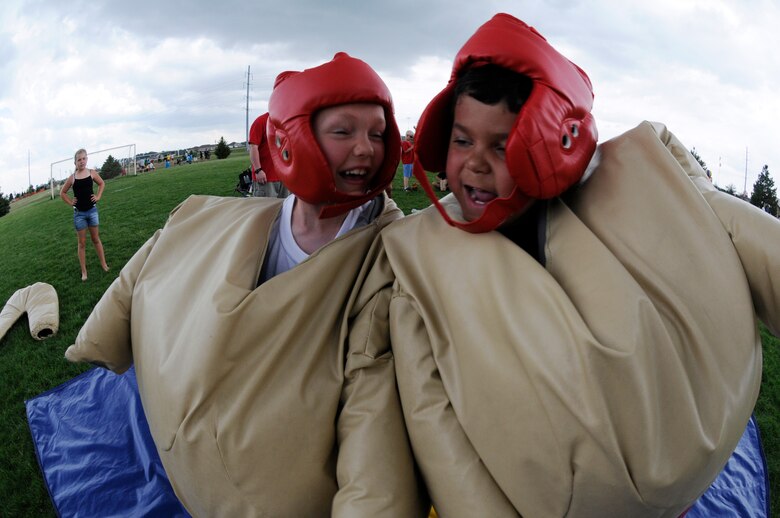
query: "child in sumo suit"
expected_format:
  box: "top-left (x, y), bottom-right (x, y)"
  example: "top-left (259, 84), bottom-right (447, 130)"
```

top-left (350, 13), bottom-right (780, 518)
top-left (65, 53), bottom-right (426, 517)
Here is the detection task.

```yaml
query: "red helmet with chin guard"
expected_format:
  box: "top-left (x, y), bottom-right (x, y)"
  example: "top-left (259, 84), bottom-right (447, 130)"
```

top-left (414, 13), bottom-right (598, 232)
top-left (266, 52), bottom-right (400, 218)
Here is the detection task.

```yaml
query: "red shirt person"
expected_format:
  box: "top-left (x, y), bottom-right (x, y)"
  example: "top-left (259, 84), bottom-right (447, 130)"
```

top-left (248, 113), bottom-right (289, 198)
top-left (401, 129), bottom-right (414, 191)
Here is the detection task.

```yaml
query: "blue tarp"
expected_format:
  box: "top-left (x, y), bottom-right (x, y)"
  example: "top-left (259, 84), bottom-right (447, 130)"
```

top-left (26, 367), bottom-right (189, 517)
top-left (687, 413), bottom-right (770, 517)
top-left (26, 367), bottom-right (769, 517)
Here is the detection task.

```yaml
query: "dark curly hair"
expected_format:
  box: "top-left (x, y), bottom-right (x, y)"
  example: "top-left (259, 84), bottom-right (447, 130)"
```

top-left (453, 64), bottom-right (532, 113)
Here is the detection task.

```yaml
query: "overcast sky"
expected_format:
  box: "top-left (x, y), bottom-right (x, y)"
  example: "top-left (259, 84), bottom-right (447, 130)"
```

top-left (1, 0), bottom-right (778, 196)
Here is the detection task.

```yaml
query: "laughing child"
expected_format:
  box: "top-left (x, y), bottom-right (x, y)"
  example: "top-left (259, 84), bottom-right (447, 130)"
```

top-left (65, 53), bottom-right (425, 517)
top-left (351, 13), bottom-right (780, 517)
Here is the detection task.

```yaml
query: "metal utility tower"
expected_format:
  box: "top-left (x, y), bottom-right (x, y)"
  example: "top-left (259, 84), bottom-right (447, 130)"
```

top-left (743, 147), bottom-right (748, 196)
top-left (245, 66), bottom-right (251, 151)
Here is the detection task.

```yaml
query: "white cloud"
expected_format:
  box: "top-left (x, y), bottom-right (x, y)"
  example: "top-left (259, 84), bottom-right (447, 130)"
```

top-left (1, 0), bottom-right (779, 196)
top-left (382, 55), bottom-right (452, 131)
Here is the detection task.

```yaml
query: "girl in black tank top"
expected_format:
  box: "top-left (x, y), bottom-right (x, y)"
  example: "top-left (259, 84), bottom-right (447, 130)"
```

top-left (60, 149), bottom-right (110, 280)
top-left (73, 175), bottom-right (95, 212)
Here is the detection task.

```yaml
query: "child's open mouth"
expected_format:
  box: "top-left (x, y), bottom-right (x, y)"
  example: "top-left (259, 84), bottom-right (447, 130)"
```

top-left (340, 169), bottom-right (369, 184)
top-left (466, 185), bottom-right (497, 204)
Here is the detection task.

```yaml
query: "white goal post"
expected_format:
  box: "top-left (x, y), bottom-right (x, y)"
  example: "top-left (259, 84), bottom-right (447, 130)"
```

top-left (50, 144), bottom-right (137, 199)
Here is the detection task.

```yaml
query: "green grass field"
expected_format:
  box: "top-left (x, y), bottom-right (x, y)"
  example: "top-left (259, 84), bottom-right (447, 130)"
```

top-left (0, 150), bottom-right (777, 516)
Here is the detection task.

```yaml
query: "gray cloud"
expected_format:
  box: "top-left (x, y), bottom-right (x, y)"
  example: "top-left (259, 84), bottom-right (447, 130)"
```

top-left (2, 0), bottom-right (779, 196)
top-left (52, 0), bottom-right (514, 73)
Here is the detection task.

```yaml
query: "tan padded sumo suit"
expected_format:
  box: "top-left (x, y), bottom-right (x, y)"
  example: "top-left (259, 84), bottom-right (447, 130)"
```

top-left (352, 121), bottom-right (780, 517)
top-left (65, 195), bottom-right (425, 517)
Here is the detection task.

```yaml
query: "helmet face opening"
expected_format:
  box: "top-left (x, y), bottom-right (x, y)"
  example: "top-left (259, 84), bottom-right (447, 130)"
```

top-left (414, 13), bottom-right (598, 233)
top-left (266, 52), bottom-right (400, 218)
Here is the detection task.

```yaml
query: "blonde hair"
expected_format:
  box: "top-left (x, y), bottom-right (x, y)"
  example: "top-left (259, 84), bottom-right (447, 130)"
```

top-left (74, 148), bottom-right (87, 162)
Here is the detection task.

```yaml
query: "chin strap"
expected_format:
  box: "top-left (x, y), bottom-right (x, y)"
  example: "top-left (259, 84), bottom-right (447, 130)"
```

top-left (412, 157), bottom-right (532, 233)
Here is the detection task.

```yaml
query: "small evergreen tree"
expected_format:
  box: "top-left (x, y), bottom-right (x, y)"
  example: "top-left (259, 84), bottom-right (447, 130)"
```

top-left (0, 191), bottom-right (10, 217)
top-left (689, 147), bottom-right (712, 178)
top-left (101, 155), bottom-right (123, 180)
top-left (215, 137), bottom-right (231, 159)
top-left (749, 165), bottom-right (778, 216)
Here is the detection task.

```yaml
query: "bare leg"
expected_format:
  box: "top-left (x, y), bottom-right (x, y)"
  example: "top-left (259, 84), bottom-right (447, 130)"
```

top-left (77, 229), bottom-right (88, 280)
top-left (403, 176), bottom-right (410, 190)
top-left (88, 225), bottom-right (109, 271)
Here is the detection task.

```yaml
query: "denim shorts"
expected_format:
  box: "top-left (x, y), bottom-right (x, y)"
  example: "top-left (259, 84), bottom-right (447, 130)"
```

top-left (74, 206), bottom-right (99, 231)
top-left (402, 163), bottom-right (413, 178)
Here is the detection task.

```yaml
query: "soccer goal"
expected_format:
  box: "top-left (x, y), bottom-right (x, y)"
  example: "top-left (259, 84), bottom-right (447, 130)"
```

top-left (50, 144), bottom-right (137, 199)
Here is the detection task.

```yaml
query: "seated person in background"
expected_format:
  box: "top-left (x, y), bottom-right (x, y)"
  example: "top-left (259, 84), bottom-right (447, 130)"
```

top-left (350, 13), bottom-right (780, 517)
top-left (65, 52), bottom-right (425, 518)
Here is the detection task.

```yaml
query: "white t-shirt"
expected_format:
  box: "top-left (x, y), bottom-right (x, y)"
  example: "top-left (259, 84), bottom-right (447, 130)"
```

top-left (259, 195), bottom-right (373, 282)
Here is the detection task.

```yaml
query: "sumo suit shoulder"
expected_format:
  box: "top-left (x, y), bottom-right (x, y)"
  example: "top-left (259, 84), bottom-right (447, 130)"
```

top-left (65, 194), bottom-right (426, 517)
top-left (353, 121), bottom-right (780, 517)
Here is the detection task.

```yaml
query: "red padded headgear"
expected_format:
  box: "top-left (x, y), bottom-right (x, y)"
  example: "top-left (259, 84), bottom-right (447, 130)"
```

top-left (415, 13), bottom-right (598, 232)
top-left (251, 112), bottom-right (281, 182)
top-left (266, 52), bottom-right (401, 218)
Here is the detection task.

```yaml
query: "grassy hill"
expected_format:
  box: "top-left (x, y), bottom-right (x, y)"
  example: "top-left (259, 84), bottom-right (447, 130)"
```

top-left (0, 150), bottom-right (440, 515)
top-left (0, 150), bottom-right (777, 516)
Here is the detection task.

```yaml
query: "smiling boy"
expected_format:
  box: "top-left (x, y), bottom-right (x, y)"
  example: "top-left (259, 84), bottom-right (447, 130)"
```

top-left (444, 64), bottom-right (533, 228)
top-left (350, 13), bottom-right (780, 517)
top-left (65, 53), bottom-right (425, 517)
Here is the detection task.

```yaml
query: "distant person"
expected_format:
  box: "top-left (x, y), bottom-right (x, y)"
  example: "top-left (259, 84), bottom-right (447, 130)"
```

top-left (248, 113), bottom-right (288, 198)
top-left (401, 129), bottom-right (414, 191)
top-left (436, 170), bottom-right (448, 191)
top-left (59, 149), bottom-right (109, 281)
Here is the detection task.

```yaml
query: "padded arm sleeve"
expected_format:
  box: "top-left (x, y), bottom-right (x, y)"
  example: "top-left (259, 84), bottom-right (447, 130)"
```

top-left (698, 188), bottom-right (780, 336)
top-left (64, 230), bottom-right (162, 373)
top-left (0, 283), bottom-right (59, 342)
top-left (390, 293), bottom-right (517, 518)
top-left (334, 271), bottom-right (427, 517)
top-left (654, 121), bottom-right (780, 337)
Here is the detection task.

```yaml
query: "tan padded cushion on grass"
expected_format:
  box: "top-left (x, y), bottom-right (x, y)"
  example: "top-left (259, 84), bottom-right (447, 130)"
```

top-left (0, 282), bottom-right (59, 342)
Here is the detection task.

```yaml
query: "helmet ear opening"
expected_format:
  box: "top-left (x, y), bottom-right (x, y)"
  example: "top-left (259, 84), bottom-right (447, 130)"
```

top-left (271, 128), bottom-right (290, 162)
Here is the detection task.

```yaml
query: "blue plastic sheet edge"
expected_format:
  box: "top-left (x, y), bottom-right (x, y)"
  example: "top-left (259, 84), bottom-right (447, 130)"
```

top-left (25, 367), bottom-right (190, 518)
top-left (25, 367), bottom-right (770, 517)
top-left (686, 413), bottom-right (770, 518)
top-left (25, 374), bottom-right (73, 518)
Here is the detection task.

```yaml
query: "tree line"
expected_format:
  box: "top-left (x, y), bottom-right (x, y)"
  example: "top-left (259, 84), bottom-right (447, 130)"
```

top-left (2, 146), bottom-right (776, 219)
top-left (691, 147), bottom-right (778, 216)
